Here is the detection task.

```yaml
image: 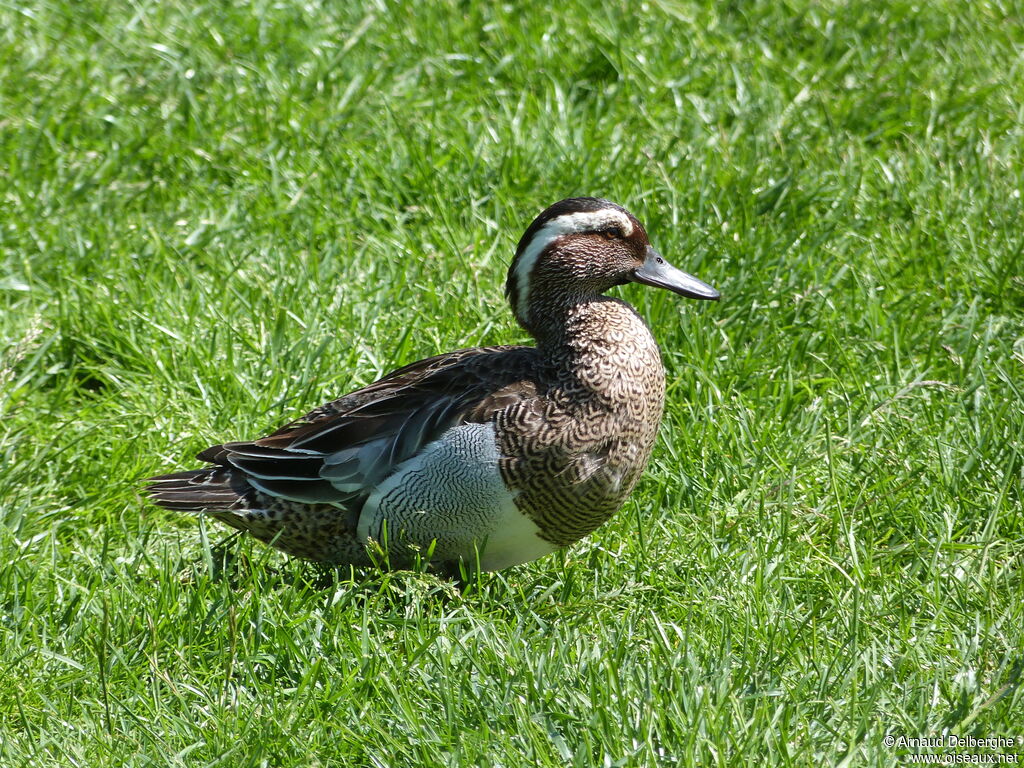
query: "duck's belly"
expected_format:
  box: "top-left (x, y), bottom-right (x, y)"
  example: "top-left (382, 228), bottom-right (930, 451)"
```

top-left (358, 423), bottom-right (557, 570)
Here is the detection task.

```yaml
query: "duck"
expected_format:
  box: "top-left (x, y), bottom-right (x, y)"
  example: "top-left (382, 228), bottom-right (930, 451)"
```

top-left (146, 197), bottom-right (720, 572)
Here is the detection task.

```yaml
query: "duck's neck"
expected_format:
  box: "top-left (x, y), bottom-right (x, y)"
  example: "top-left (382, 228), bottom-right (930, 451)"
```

top-left (529, 296), bottom-right (667, 406)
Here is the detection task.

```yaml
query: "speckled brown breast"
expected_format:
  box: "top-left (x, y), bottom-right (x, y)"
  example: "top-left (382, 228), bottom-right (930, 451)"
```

top-left (495, 298), bottom-right (666, 546)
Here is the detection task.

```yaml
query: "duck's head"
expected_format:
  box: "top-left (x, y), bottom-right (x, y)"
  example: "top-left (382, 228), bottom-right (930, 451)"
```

top-left (505, 197), bottom-right (720, 333)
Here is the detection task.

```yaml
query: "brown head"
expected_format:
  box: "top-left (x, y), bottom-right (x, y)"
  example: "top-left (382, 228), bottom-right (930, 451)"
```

top-left (505, 197), bottom-right (720, 337)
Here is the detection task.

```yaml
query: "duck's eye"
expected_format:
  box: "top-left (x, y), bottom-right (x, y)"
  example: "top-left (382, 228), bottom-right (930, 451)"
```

top-left (602, 227), bottom-right (623, 240)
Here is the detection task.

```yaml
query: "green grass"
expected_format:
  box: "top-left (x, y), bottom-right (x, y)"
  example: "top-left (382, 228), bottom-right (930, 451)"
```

top-left (2, 0), bottom-right (1023, 764)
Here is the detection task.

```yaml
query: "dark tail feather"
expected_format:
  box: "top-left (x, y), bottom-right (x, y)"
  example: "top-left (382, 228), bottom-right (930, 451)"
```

top-left (145, 467), bottom-right (251, 513)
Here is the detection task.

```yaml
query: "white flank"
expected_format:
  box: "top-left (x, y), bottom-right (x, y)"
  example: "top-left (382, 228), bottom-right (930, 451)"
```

top-left (359, 423), bottom-right (556, 570)
top-left (512, 208), bottom-right (634, 324)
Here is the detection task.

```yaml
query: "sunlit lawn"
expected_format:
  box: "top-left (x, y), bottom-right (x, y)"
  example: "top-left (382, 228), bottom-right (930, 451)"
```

top-left (1, 1), bottom-right (1022, 765)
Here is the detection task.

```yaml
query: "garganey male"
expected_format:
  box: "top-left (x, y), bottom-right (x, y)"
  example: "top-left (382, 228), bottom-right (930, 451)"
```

top-left (147, 198), bottom-right (720, 572)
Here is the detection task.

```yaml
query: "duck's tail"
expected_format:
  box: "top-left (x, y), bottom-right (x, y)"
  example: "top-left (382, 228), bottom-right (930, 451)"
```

top-left (145, 467), bottom-right (251, 514)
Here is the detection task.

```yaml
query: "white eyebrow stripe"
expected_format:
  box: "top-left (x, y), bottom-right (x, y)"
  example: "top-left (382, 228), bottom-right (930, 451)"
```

top-left (512, 209), bottom-right (633, 323)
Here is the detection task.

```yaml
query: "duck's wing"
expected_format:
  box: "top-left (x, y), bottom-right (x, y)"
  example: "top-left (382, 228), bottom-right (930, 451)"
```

top-left (194, 345), bottom-right (540, 504)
